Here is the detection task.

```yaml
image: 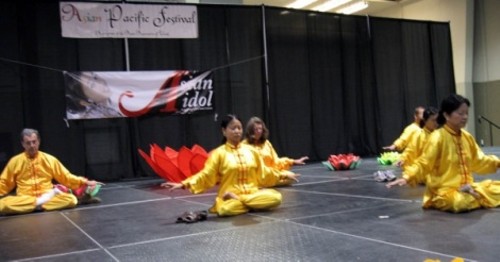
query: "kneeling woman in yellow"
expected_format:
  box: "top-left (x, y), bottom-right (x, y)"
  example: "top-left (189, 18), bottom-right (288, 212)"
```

top-left (387, 94), bottom-right (500, 213)
top-left (397, 106), bottom-right (439, 185)
top-left (162, 114), bottom-right (299, 217)
top-left (243, 116), bottom-right (308, 187)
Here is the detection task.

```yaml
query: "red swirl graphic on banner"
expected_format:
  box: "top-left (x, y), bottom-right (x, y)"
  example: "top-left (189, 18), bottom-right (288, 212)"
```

top-left (118, 70), bottom-right (187, 117)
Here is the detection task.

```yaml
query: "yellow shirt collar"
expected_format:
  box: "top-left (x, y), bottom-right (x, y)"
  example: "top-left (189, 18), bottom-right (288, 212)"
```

top-left (443, 124), bottom-right (461, 136)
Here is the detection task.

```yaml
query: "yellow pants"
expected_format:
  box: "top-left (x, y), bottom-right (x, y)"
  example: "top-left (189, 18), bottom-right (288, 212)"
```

top-left (212, 189), bottom-right (282, 217)
top-left (0, 193), bottom-right (78, 215)
top-left (426, 180), bottom-right (500, 213)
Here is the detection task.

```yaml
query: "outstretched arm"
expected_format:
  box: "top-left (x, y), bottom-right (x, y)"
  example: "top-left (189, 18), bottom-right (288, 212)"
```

top-left (85, 180), bottom-right (105, 187)
top-left (382, 144), bottom-right (397, 151)
top-left (284, 172), bottom-right (300, 183)
top-left (386, 178), bottom-right (407, 188)
top-left (293, 156), bottom-right (309, 165)
top-left (161, 182), bottom-right (184, 191)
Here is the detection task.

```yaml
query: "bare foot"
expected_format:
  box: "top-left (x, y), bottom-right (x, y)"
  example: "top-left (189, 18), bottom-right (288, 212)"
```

top-left (460, 184), bottom-right (480, 199)
top-left (222, 191), bottom-right (239, 201)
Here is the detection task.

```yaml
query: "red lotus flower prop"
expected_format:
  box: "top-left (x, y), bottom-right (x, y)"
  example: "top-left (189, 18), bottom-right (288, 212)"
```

top-left (138, 144), bottom-right (208, 182)
top-left (322, 154), bottom-right (361, 171)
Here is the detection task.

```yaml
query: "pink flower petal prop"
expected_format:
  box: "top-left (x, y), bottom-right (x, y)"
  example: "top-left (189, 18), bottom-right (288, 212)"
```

top-left (164, 146), bottom-right (178, 161)
top-left (178, 146), bottom-right (194, 177)
top-left (191, 144), bottom-right (208, 156)
top-left (152, 145), bottom-right (186, 182)
top-left (190, 153), bottom-right (208, 174)
top-left (138, 144), bottom-right (209, 182)
top-left (138, 148), bottom-right (173, 181)
top-left (327, 153), bottom-right (361, 170)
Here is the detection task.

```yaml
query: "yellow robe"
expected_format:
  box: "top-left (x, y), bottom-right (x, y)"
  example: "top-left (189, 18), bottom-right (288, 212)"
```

top-left (0, 151), bottom-right (87, 214)
top-left (393, 122), bottom-right (421, 151)
top-left (242, 139), bottom-right (295, 187)
top-left (404, 124), bottom-right (500, 212)
top-left (400, 127), bottom-right (432, 185)
top-left (182, 142), bottom-right (283, 216)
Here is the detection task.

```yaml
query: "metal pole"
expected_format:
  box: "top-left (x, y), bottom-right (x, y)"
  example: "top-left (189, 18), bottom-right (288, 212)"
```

top-left (490, 124), bottom-right (493, 146)
top-left (124, 38), bottom-right (130, 71)
top-left (261, 5), bottom-right (270, 123)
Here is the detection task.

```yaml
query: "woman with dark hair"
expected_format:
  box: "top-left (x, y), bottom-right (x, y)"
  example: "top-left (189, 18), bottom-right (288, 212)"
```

top-left (65, 72), bottom-right (122, 119)
top-left (162, 114), bottom-right (299, 217)
top-left (387, 94), bottom-right (500, 212)
top-left (395, 106), bottom-right (439, 185)
top-left (243, 116), bottom-right (308, 187)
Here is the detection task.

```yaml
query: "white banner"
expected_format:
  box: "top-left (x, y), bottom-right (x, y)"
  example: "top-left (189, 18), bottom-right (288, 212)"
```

top-left (60, 2), bottom-right (198, 38)
top-left (64, 70), bottom-right (214, 119)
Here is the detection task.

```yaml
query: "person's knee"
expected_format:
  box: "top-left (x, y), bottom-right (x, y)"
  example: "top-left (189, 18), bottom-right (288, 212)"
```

top-left (43, 194), bottom-right (78, 211)
top-left (274, 192), bottom-right (283, 203)
top-left (433, 192), bottom-right (478, 213)
top-left (217, 205), bottom-right (246, 217)
top-left (62, 194), bottom-right (79, 208)
top-left (247, 190), bottom-right (282, 210)
top-left (0, 196), bottom-right (37, 215)
top-left (265, 190), bottom-right (282, 205)
top-left (68, 196), bottom-right (79, 207)
top-left (0, 199), bottom-right (6, 214)
top-left (217, 205), bottom-right (233, 216)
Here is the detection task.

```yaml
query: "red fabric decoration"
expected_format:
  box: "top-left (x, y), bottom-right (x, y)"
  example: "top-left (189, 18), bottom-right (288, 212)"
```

top-left (138, 144), bottom-right (209, 182)
top-left (327, 154), bottom-right (361, 170)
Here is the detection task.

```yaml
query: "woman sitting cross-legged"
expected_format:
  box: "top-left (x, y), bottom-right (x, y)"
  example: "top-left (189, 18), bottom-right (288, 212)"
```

top-left (162, 114), bottom-right (299, 217)
top-left (243, 116), bottom-right (307, 187)
top-left (387, 94), bottom-right (500, 213)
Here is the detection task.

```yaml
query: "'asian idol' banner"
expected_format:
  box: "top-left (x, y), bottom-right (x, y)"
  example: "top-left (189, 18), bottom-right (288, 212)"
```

top-left (60, 2), bottom-right (198, 38)
top-left (64, 70), bottom-right (214, 119)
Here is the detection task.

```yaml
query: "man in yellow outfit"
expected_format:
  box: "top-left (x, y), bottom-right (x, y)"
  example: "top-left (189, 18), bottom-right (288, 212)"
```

top-left (0, 128), bottom-right (103, 215)
top-left (383, 106), bottom-right (425, 151)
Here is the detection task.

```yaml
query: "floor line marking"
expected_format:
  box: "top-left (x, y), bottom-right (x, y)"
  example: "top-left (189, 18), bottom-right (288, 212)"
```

top-left (13, 248), bottom-right (101, 262)
top-left (66, 197), bottom-right (174, 211)
top-left (66, 192), bottom-right (218, 211)
top-left (242, 211), bottom-right (476, 261)
top-left (107, 220), bottom-right (276, 250)
top-left (59, 212), bottom-right (121, 262)
top-left (281, 187), bottom-right (420, 203)
top-left (283, 202), bottom-right (407, 221)
top-left (287, 220), bottom-right (477, 261)
top-left (97, 205), bottom-right (477, 262)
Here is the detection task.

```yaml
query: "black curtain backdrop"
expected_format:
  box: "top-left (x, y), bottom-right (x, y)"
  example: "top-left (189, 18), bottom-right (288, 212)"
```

top-left (371, 18), bottom-right (455, 146)
top-left (0, 2), bottom-right (455, 181)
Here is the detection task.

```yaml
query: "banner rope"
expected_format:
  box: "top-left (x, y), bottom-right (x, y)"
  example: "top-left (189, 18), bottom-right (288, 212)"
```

top-left (0, 54), bottom-right (265, 74)
top-left (207, 55), bottom-right (264, 72)
top-left (0, 57), bottom-right (65, 73)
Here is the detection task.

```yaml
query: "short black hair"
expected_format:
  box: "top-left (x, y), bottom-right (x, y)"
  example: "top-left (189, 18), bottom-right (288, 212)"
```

top-left (220, 114), bottom-right (242, 144)
top-left (437, 94), bottom-right (470, 125)
top-left (419, 107), bottom-right (439, 128)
